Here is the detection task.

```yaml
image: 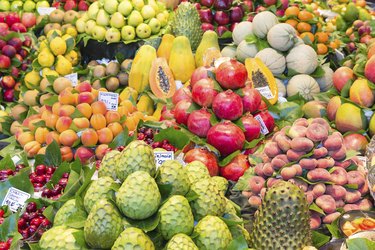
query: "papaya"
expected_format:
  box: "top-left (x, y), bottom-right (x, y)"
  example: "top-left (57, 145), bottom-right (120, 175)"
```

top-left (244, 58), bottom-right (278, 105)
top-left (149, 57), bottom-right (176, 99)
top-left (152, 103), bottom-right (164, 121)
top-left (119, 87), bottom-right (138, 102)
top-left (195, 30), bottom-right (220, 67)
top-left (129, 45), bottom-right (157, 93)
top-left (169, 36), bottom-right (196, 83)
top-left (157, 34), bottom-right (175, 62)
top-left (136, 94), bottom-right (154, 116)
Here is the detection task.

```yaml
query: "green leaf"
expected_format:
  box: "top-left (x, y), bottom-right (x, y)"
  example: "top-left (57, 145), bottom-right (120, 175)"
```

top-left (312, 230), bottom-right (330, 249)
top-left (185, 189), bottom-right (199, 202)
top-left (341, 79), bottom-right (353, 98)
top-left (158, 183), bottom-right (173, 202)
top-left (42, 205), bottom-right (55, 222)
top-left (221, 215), bottom-right (244, 226)
top-left (72, 230), bottom-right (89, 248)
top-left (27, 242), bottom-right (41, 250)
top-left (347, 238), bottom-right (375, 250)
top-left (227, 236), bottom-right (249, 250)
top-left (47, 162), bottom-right (70, 188)
top-left (109, 127), bottom-right (130, 149)
top-left (219, 150), bottom-right (240, 167)
top-left (309, 202), bottom-right (325, 215)
top-left (154, 127), bottom-right (190, 149)
top-left (244, 134), bottom-right (265, 149)
top-left (65, 214), bottom-right (87, 229)
top-left (46, 75), bottom-right (58, 85)
top-left (44, 140), bottom-right (62, 167)
top-left (127, 213), bottom-right (160, 232)
top-left (65, 38), bottom-right (75, 54)
top-left (233, 167), bottom-right (255, 191)
top-left (344, 150), bottom-right (359, 161)
top-left (245, 34), bottom-right (258, 44)
top-left (0, 155), bottom-right (15, 171)
top-left (186, 102), bottom-right (200, 113)
top-left (70, 109), bottom-right (84, 119)
top-left (310, 66), bottom-right (325, 78)
top-left (209, 112), bottom-right (219, 126)
top-left (326, 219), bottom-right (342, 239)
top-left (344, 183), bottom-right (358, 190)
top-left (0, 213), bottom-right (19, 241)
top-left (41, 95), bottom-right (58, 106)
top-left (58, 170), bottom-right (81, 202)
top-left (10, 232), bottom-right (22, 250)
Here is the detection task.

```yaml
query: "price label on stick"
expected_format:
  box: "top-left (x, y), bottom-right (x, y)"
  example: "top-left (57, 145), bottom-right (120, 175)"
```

top-left (37, 7), bottom-right (56, 16)
top-left (2, 187), bottom-right (31, 212)
top-left (154, 151), bottom-right (174, 168)
top-left (98, 92), bottom-right (119, 111)
top-left (254, 114), bottom-right (269, 135)
top-left (64, 73), bottom-right (78, 87)
top-left (256, 87), bottom-right (274, 100)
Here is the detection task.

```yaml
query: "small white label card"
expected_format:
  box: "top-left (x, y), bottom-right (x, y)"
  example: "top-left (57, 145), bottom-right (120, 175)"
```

top-left (64, 73), bottom-right (78, 87)
top-left (2, 187), bottom-right (31, 212)
top-left (256, 87), bottom-right (274, 100)
top-left (37, 7), bottom-right (56, 16)
top-left (154, 151), bottom-right (174, 168)
top-left (357, 156), bottom-right (368, 169)
top-left (254, 114), bottom-right (269, 135)
top-left (98, 91), bottom-right (119, 111)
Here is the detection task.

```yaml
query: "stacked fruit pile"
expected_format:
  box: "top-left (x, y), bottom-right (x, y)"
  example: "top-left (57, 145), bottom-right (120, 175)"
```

top-left (39, 8), bottom-right (80, 37)
top-left (52, 0), bottom-right (90, 11)
top-left (0, 0), bottom-right (50, 12)
top-left (0, 12), bottom-right (36, 35)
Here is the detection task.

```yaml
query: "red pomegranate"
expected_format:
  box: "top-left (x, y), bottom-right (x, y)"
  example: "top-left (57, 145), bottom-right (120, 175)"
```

top-left (215, 59), bottom-right (247, 89)
top-left (220, 154), bottom-right (250, 181)
top-left (241, 114), bottom-right (261, 141)
top-left (187, 109), bottom-right (212, 138)
top-left (192, 78), bottom-right (218, 107)
top-left (190, 66), bottom-right (213, 88)
top-left (184, 148), bottom-right (219, 176)
top-left (212, 90), bottom-right (243, 120)
top-left (172, 86), bottom-right (192, 105)
top-left (242, 86), bottom-right (262, 114)
top-left (174, 100), bottom-right (191, 125)
top-left (254, 111), bottom-right (275, 134)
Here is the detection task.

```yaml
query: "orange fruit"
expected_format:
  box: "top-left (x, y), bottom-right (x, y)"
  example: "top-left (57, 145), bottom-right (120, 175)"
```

top-left (315, 32), bottom-right (329, 43)
top-left (298, 10), bottom-right (314, 21)
top-left (329, 41), bottom-right (338, 49)
top-left (285, 19), bottom-right (298, 28)
top-left (297, 22), bottom-right (312, 33)
top-left (285, 6), bottom-right (300, 17)
top-left (300, 32), bottom-right (314, 42)
top-left (317, 43), bottom-right (328, 55)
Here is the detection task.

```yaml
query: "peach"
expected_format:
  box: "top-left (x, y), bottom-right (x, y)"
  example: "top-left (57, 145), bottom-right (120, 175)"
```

top-left (60, 146), bottom-right (74, 162)
top-left (270, 157), bottom-right (287, 170)
top-left (286, 149), bottom-right (305, 161)
top-left (59, 129), bottom-right (79, 147)
top-left (58, 88), bottom-right (76, 105)
top-left (91, 101), bottom-right (107, 115)
top-left (323, 134), bottom-right (342, 151)
top-left (302, 101), bottom-right (327, 118)
top-left (11, 104), bottom-right (27, 121)
top-left (52, 102), bottom-right (62, 115)
top-left (358, 181), bottom-right (369, 195)
top-left (35, 127), bottom-right (49, 144)
top-left (21, 114), bottom-right (40, 128)
top-left (74, 146), bottom-right (95, 164)
top-left (306, 123), bottom-right (328, 142)
top-left (344, 189), bottom-right (362, 203)
top-left (330, 167), bottom-right (348, 185)
top-left (105, 111), bottom-right (121, 124)
top-left (97, 127), bottom-right (113, 144)
top-left (263, 142), bottom-right (281, 158)
top-left (73, 117), bottom-right (90, 130)
top-left (77, 92), bottom-right (95, 104)
top-left (17, 131), bottom-right (34, 147)
top-left (280, 166), bottom-right (297, 180)
top-left (326, 185), bottom-right (346, 200)
top-left (310, 212), bottom-right (322, 230)
top-left (76, 103), bottom-right (92, 119)
top-left (24, 141), bottom-right (42, 158)
top-left (349, 79), bottom-right (375, 107)
top-left (343, 133), bottom-right (368, 154)
top-left (288, 178), bottom-right (308, 191)
top-left (107, 122), bottom-right (123, 137)
top-left (307, 168), bottom-right (331, 182)
top-left (300, 158), bottom-right (318, 170)
top-left (335, 103), bottom-right (368, 133)
top-left (343, 204), bottom-right (360, 212)
top-left (274, 134), bottom-right (291, 152)
top-left (254, 163), bottom-right (265, 177)
top-left (316, 195), bottom-right (336, 214)
top-left (332, 66), bottom-right (355, 92)
top-left (311, 117), bottom-right (330, 131)
top-left (242, 191), bottom-right (253, 198)
top-left (347, 170), bottom-right (366, 188)
top-left (266, 178), bottom-right (281, 188)
top-left (288, 125), bottom-right (307, 139)
top-left (90, 113), bottom-right (106, 130)
top-left (55, 116), bottom-right (73, 133)
top-left (75, 81), bottom-right (92, 93)
top-left (59, 104), bottom-right (75, 117)
top-left (95, 144), bottom-right (109, 160)
top-left (317, 157), bottom-right (335, 169)
top-left (312, 183), bottom-right (326, 198)
top-left (248, 176), bottom-right (265, 194)
top-left (305, 191), bottom-right (314, 205)
top-left (355, 198), bottom-right (372, 211)
top-left (290, 137), bottom-right (314, 152)
top-left (28, 118), bottom-right (43, 132)
top-left (46, 131), bottom-right (60, 145)
top-left (10, 121), bottom-right (22, 135)
top-left (81, 128), bottom-right (98, 147)
top-left (336, 199), bottom-right (345, 208)
top-left (328, 146), bottom-right (347, 161)
top-left (365, 54), bottom-right (375, 83)
top-left (293, 118), bottom-right (309, 127)
top-left (38, 147), bottom-right (47, 155)
top-left (313, 147), bottom-right (328, 159)
top-left (292, 164), bottom-right (303, 176)
top-left (248, 195), bottom-right (262, 207)
top-left (327, 96), bottom-right (342, 121)
top-left (323, 212), bottom-right (341, 224)
top-left (262, 162), bottom-right (274, 176)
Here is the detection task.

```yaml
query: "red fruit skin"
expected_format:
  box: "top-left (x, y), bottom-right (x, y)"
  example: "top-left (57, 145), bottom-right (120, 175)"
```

top-left (74, 147), bottom-right (95, 164)
top-left (264, 0), bottom-right (277, 6)
top-left (242, 86), bottom-right (262, 114)
top-left (199, 9), bottom-right (213, 23)
top-left (201, 23), bottom-right (215, 32)
top-left (365, 56), bottom-right (375, 83)
top-left (190, 66), bottom-right (213, 88)
top-left (192, 78), bottom-right (218, 107)
top-left (78, 1), bottom-right (89, 11)
top-left (7, 37), bottom-right (22, 51)
top-left (241, 114), bottom-right (261, 141)
top-left (172, 87), bottom-right (192, 105)
top-left (11, 23), bottom-right (27, 33)
top-left (161, 108), bottom-right (175, 121)
top-left (343, 133), bottom-right (368, 154)
top-left (214, 11), bottom-right (230, 26)
top-left (230, 6), bottom-right (244, 22)
top-left (212, 90), bottom-right (243, 120)
top-left (187, 109), bottom-right (211, 137)
top-left (215, 59), bottom-right (247, 89)
top-left (5, 13), bottom-right (20, 27)
top-left (220, 154), bottom-right (250, 181)
top-left (333, 66), bottom-right (355, 92)
top-left (64, 0), bottom-right (77, 11)
top-left (184, 148), bottom-right (219, 176)
top-left (258, 100), bottom-right (268, 111)
top-left (3, 89), bottom-right (14, 102)
top-left (21, 13), bottom-right (36, 28)
top-left (216, 25), bottom-right (229, 37)
top-left (254, 111), bottom-right (275, 134)
top-left (2, 45), bottom-right (16, 58)
top-left (207, 121), bottom-right (245, 156)
top-left (173, 100), bottom-right (191, 125)
top-left (1, 76), bottom-right (16, 89)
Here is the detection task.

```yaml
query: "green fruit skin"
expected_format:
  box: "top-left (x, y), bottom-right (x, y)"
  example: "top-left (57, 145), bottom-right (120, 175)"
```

top-left (116, 171), bottom-right (161, 220)
top-left (54, 199), bottom-right (87, 226)
top-left (156, 160), bottom-right (190, 196)
top-left (211, 176), bottom-right (229, 195)
top-left (98, 150), bottom-right (120, 180)
top-left (84, 199), bottom-right (123, 249)
top-left (166, 233), bottom-right (198, 250)
top-left (40, 226), bottom-right (87, 250)
top-left (112, 227), bottom-right (155, 250)
top-left (186, 161), bottom-right (210, 184)
top-left (158, 195), bottom-right (194, 240)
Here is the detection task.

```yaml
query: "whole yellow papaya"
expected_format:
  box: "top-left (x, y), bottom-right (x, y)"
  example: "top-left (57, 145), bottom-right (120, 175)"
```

top-left (157, 34), bottom-right (175, 62)
top-left (169, 36), bottom-right (196, 83)
top-left (195, 30), bottom-right (220, 67)
top-left (137, 94), bottom-right (154, 116)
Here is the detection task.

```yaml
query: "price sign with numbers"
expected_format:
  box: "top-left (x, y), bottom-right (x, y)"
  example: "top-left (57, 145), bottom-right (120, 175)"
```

top-left (254, 114), bottom-right (270, 135)
top-left (98, 92), bottom-right (119, 111)
top-left (64, 73), bottom-right (78, 87)
top-left (2, 187), bottom-right (31, 212)
top-left (154, 151), bottom-right (174, 168)
top-left (256, 86), bottom-right (274, 100)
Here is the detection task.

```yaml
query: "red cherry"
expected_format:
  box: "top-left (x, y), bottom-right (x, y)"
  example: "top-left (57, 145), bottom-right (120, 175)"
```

top-left (26, 202), bottom-right (37, 213)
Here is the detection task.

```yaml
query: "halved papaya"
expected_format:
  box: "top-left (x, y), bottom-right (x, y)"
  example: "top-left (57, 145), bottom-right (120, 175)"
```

top-left (149, 57), bottom-right (176, 99)
top-left (202, 47), bottom-right (222, 67)
top-left (244, 58), bottom-right (278, 105)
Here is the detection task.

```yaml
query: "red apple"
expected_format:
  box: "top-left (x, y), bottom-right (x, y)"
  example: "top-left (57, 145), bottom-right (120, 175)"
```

top-left (332, 67), bottom-right (355, 92)
top-left (64, 0), bottom-right (77, 11)
top-left (2, 45), bottom-right (16, 58)
top-left (214, 11), bottom-right (230, 25)
top-left (1, 76), bottom-right (16, 89)
top-left (199, 9), bottom-right (213, 23)
top-left (21, 13), bottom-right (36, 28)
top-left (78, 1), bottom-right (89, 11)
top-left (3, 89), bottom-right (15, 102)
top-left (11, 23), bottom-right (27, 33)
top-left (220, 154), bottom-right (250, 181)
top-left (201, 22), bottom-right (215, 32)
top-left (0, 23), bottom-right (9, 36)
top-left (5, 13), bottom-right (20, 27)
top-left (0, 40), bottom-right (6, 50)
top-left (216, 25), bottom-right (229, 37)
top-left (343, 133), bottom-right (368, 154)
top-left (0, 55), bottom-right (11, 69)
top-left (11, 67), bottom-right (20, 79)
top-left (7, 37), bottom-right (22, 51)
top-left (215, 59), bottom-right (248, 89)
top-left (184, 148), bottom-right (219, 176)
top-left (0, 12), bottom-right (6, 23)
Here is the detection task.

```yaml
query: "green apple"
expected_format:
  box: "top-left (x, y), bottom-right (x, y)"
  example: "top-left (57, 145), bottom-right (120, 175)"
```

top-left (96, 9), bottom-right (110, 27)
top-left (104, 0), bottom-right (118, 15)
top-left (156, 13), bottom-right (168, 27)
top-left (118, 0), bottom-right (133, 16)
top-left (110, 12), bottom-right (126, 29)
top-left (136, 23), bottom-right (151, 39)
top-left (76, 18), bottom-right (86, 33)
top-left (36, 1), bottom-right (50, 8)
top-left (127, 10), bottom-right (143, 27)
top-left (23, 0), bottom-right (36, 11)
top-left (121, 25), bottom-right (135, 41)
top-left (141, 5), bottom-right (156, 19)
top-left (92, 25), bottom-right (107, 41)
top-left (88, 1), bottom-right (100, 20)
top-left (148, 18), bottom-right (161, 34)
top-left (132, 0), bottom-right (144, 11)
top-left (0, 0), bottom-right (10, 11)
top-left (105, 28), bottom-right (121, 43)
top-left (85, 20), bottom-right (97, 35)
top-left (10, 0), bottom-right (23, 11)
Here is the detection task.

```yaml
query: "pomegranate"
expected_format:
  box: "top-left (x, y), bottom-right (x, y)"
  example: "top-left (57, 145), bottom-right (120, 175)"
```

top-left (215, 59), bottom-right (247, 89)
top-left (190, 66), bottom-right (213, 88)
top-left (207, 121), bottom-right (245, 156)
top-left (174, 100), bottom-right (191, 125)
top-left (258, 100), bottom-right (268, 111)
top-left (172, 87), bottom-right (192, 105)
top-left (254, 111), bottom-right (275, 134)
top-left (241, 114), bottom-right (261, 141)
top-left (192, 78), bottom-right (218, 107)
top-left (212, 90), bottom-right (243, 120)
top-left (161, 107), bottom-right (175, 121)
top-left (242, 86), bottom-right (262, 114)
top-left (184, 148), bottom-right (219, 176)
top-left (187, 109), bottom-right (212, 137)
top-left (220, 154), bottom-right (250, 181)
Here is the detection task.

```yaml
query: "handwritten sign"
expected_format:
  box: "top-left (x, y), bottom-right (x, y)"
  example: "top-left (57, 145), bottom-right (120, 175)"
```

top-left (2, 187), bottom-right (31, 212)
top-left (154, 151), bottom-right (174, 168)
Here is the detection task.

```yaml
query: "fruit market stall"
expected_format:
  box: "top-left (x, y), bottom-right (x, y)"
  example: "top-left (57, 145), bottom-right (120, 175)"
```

top-left (0, 0), bottom-right (375, 249)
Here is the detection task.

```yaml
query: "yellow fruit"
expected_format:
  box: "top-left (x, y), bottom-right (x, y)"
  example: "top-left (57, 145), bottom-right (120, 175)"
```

top-left (64, 50), bottom-right (80, 66)
top-left (65, 27), bottom-right (78, 38)
top-left (38, 49), bottom-right (55, 67)
top-left (47, 29), bottom-right (62, 39)
top-left (41, 68), bottom-right (59, 78)
top-left (50, 37), bottom-right (67, 56)
top-left (0, 110), bottom-right (9, 133)
top-left (39, 40), bottom-right (49, 51)
top-left (55, 55), bottom-right (72, 76)
top-left (62, 34), bottom-right (76, 47)
top-left (119, 87), bottom-right (138, 102)
top-left (136, 94), bottom-right (154, 115)
top-left (24, 71), bottom-right (41, 89)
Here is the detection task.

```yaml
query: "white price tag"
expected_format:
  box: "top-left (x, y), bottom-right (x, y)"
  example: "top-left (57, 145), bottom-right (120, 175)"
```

top-left (64, 73), bottom-right (78, 87)
top-left (278, 96), bottom-right (287, 104)
top-left (2, 187), bottom-right (31, 212)
top-left (357, 156), bottom-right (368, 169)
top-left (37, 7), bottom-right (56, 16)
top-left (256, 86), bottom-right (274, 100)
top-left (175, 80), bottom-right (183, 90)
top-left (98, 91), bottom-right (119, 111)
top-left (254, 114), bottom-right (269, 135)
top-left (154, 151), bottom-right (174, 168)
top-left (11, 155), bottom-right (20, 164)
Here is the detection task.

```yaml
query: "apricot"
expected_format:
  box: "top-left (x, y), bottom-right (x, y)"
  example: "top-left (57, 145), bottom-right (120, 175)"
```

top-left (75, 81), bottom-right (92, 93)
top-left (105, 111), bottom-right (121, 124)
top-left (316, 195), bottom-right (336, 214)
top-left (10, 121), bottom-right (22, 135)
top-left (95, 144), bottom-right (109, 160)
top-left (300, 158), bottom-right (318, 170)
top-left (248, 195), bottom-right (262, 208)
top-left (90, 113), bottom-right (107, 130)
top-left (81, 128), bottom-right (98, 147)
top-left (72, 117), bottom-right (90, 130)
top-left (91, 101), bottom-right (107, 115)
top-left (59, 129), bottom-right (79, 147)
top-left (76, 103), bottom-right (92, 119)
top-left (35, 127), bottom-right (49, 144)
top-left (280, 166), bottom-right (297, 180)
top-left (45, 131), bottom-right (60, 145)
top-left (27, 118), bottom-right (43, 132)
top-left (344, 189), bottom-right (362, 203)
top-left (306, 123), bottom-right (328, 142)
top-left (59, 104), bottom-right (75, 117)
top-left (52, 102), bottom-right (62, 115)
top-left (286, 149), bottom-right (305, 162)
top-left (11, 104), bottom-right (27, 121)
top-left (263, 142), bottom-right (281, 158)
top-left (313, 147), bottom-right (328, 159)
top-left (317, 157), bottom-right (335, 169)
top-left (312, 183), bottom-right (326, 198)
top-left (74, 146), bottom-right (95, 164)
top-left (347, 170), bottom-right (366, 188)
top-left (107, 122), bottom-right (123, 137)
top-left (97, 127), bottom-right (113, 144)
top-left (24, 141), bottom-right (42, 158)
top-left (248, 176), bottom-right (265, 194)
top-left (307, 168), bottom-right (331, 182)
top-left (55, 116), bottom-right (73, 133)
top-left (323, 212), bottom-right (341, 224)
top-left (58, 88), bottom-right (76, 105)
top-left (77, 92), bottom-right (95, 104)
top-left (17, 131), bottom-right (35, 147)
top-left (330, 167), bottom-right (348, 185)
top-left (288, 125), bottom-right (307, 138)
top-left (60, 146), bottom-right (74, 162)
top-left (326, 185), bottom-right (346, 200)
